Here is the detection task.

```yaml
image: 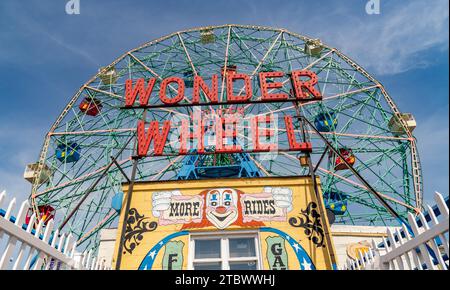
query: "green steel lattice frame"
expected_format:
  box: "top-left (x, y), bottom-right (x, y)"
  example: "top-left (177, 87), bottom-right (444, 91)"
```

top-left (29, 24), bottom-right (423, 251)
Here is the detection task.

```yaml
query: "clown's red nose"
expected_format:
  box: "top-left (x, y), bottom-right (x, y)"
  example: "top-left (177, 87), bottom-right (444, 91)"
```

top-left (215, 206), bottom-right (226, 214)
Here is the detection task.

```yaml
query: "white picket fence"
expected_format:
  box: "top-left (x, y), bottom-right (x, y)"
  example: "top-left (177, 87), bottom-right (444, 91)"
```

top-left (0, 190), bottom-right (110, 270)
top-left (74, 250), bottom-right (112, 270)
top-left (3, 189), bottom-right (448, 271)
top-left (343, 192), bottom-right (449, 270)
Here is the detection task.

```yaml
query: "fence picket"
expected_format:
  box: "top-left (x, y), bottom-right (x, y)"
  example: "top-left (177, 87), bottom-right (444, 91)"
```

top-left (12, 201), bottom-right (33, 270)
top-left (0, 198), bottom-right (18, 269)
top-left (0, 190), bottom-right (6, 210)
top-left (23, 248), bottom-right (35, 270)
top-left (70, 242), bottom-right (76, 259)
top-left (58, 234), bottom-right (66, 253)
top-left (435, 192), bottom-right (449, 217)
top-left (46, 229), bottom-right (60, 270)
top-left (85, 251), bottom-right (92, 269)
top-left (33, 219), bottom-right (55, 270)
top-left (358, 250), bottom-right (365, 268)
top-left (397, 228), bottom-right (411, 269)
top-left (63, 234), bottom-right (73, 255)
top-left (387, 229), bottom-right (403, 270)
top-left (82, 250), bottom-right (89, 268)
top-left (426, 204), bottom-right (449, 257)
top-left (0, 191), bottom-right (107, 270)
top-left (90, 257), bottom-right (97, 270)
top-left (418, 211), bottom-right (446, 269)
top-left (408, 213), bottom-right (436, 270)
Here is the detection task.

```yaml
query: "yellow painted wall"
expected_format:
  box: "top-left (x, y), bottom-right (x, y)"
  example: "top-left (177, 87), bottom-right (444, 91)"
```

top-left (112, 177), bottom-right (337, 270)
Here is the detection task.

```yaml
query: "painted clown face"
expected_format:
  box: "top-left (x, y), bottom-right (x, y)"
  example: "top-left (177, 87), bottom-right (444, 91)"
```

top-left (205, 188), bottom-right (238, 229)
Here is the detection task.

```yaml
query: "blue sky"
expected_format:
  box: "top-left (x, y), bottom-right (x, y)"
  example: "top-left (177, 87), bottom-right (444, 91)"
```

top-left (0, 0), bottom-right (448, 205)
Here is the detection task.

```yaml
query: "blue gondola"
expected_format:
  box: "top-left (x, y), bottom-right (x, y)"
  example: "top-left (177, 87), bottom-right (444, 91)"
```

top-left (314, 112), bottom-right (338, 132)
top-left (111, 192), bottom-right (124, 212)
top-left (56, 143), bottom-right (81, 163)
top-left (323, 191), bottom-right (348, 215)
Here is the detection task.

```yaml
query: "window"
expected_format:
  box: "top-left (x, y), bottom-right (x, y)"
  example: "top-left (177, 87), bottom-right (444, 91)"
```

top-left (189, 234), bottom-right (260, 270)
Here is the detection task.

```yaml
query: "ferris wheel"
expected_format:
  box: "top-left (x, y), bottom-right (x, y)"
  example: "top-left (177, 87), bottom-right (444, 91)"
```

top-left (25, 25), bottom-right (422, 251)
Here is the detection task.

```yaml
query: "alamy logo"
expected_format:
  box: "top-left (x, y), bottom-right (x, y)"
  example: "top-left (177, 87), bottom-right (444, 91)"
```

top-left (366, 0), bottom-right (381, 15)
top-left (66, 0), bottom-right (80, 15)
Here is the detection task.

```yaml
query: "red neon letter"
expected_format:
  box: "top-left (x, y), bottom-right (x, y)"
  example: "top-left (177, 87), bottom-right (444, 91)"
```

top-left (193, 74), bottom-right (218, 104)
top-left (137, 120), bottom-right (171, 157)
top-left (215, 115), bottom-right (242, 153)
top-left (159, 77), bottom-right (185, 105)
top-left (179, 117), bottom-right (205, 154)
top-left (284, 116), bottom-right (312, 152)
top-left (124, 78), bottom-right (156, 107)
top-left (290, 70), bottom-right (322, 100)
top-left (179, 119), bottom-right (189, 155)
top-left (259, 71), bottom-right (288, 101)
top-left (226, 73), bottom-right (252, 103)
top-left (251, 115), bottom-right (277, 152)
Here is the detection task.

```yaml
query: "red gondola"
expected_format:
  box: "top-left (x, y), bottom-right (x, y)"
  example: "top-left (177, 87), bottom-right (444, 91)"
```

top-left (79, 97), bottom-right (102, 116)
top-left (330, 148), bottom-right (356, 171)
top-left (25, 205), bottom-right (56, 226)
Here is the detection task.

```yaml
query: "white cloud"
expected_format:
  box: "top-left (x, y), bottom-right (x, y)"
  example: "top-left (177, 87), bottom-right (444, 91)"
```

top-left (245, 0), bottom-right (448, 75)
top-left (321, 0), bottom-right (449, 75)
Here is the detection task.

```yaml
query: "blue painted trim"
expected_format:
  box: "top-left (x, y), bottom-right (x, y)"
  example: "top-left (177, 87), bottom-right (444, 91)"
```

top-left (138, 228), bottom-right (316, 270)
top-left (260, 227), bottom-right (316, 270)
top-left (138, 231), bottom-right (189, 270)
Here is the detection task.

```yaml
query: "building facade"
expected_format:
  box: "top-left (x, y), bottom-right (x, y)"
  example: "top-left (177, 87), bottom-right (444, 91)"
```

top-left (111, 177), bottom-right (337, 270)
